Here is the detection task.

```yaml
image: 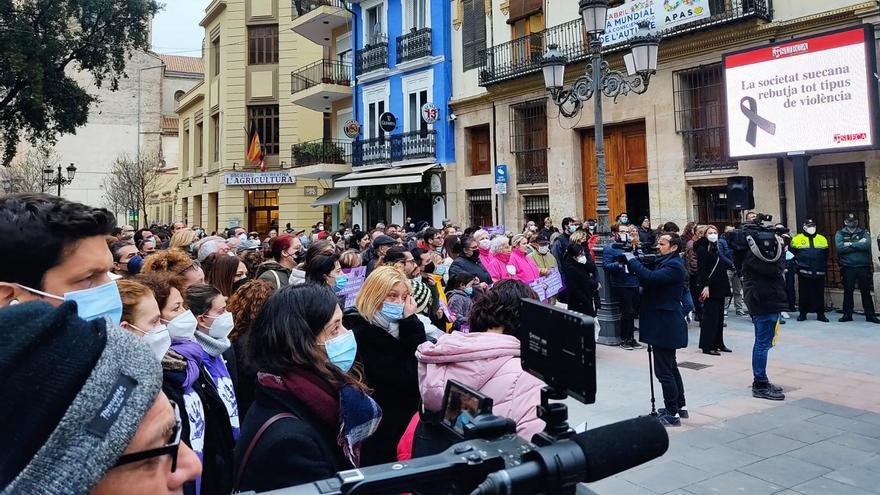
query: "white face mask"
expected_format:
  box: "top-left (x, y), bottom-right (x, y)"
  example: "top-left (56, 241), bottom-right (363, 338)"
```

top-left (478, 239), bottom-right (491, 250)
top-left (577, 255), bottom-right (588, 264)
top-left (805, 226), bottom-right (816, 235)
top-left (538, 245), bottom-right (550, 255)
top-left (204, 311), bottom-right (235, 340)
top-left (163, 310), bottom-right (198, 341)
top-left (139, 324), bottom-right (171, 361)
top-left (707, 233), bottom-right (719, 243)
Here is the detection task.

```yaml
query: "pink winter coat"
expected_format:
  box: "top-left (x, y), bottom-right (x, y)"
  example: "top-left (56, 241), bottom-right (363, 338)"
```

top-left (478, 247), bottom-right (494, 270)
top-left (511, 249), bottom-right (540, 284)
top-left (485, 252), bottom-right (516, 283)
top-left (416, 331), bottom-right (546, 440)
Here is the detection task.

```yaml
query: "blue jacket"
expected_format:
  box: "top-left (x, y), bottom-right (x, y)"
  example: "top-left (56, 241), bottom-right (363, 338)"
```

top-left (626, 254), bottom-right (688, 349)
top-left (790, 233), bottom-right (828, 277)
top-left (603, 241), bottom-right (640, 288)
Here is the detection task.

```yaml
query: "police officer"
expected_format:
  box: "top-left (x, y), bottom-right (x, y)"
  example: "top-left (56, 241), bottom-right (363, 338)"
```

top-left (790, 219), bottom-right (829, 322)
top-left (834, 213), bottom-right (880, 323)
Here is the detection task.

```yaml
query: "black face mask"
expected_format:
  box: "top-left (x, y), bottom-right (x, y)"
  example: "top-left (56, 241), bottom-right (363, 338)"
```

top-left (466, 250), bottom-right (480, 261)
top-left (424, 262), bottom-right (435, 274)
top-left (231, 277), bottom-right (250, 294)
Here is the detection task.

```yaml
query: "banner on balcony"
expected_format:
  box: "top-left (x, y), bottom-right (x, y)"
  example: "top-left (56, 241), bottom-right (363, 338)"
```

top-left (723, 25), bottom-right (879, 159)
top-left (224, 172), bottom-right (296, 186)
top-left (601, 0), bottom-right (711, 46)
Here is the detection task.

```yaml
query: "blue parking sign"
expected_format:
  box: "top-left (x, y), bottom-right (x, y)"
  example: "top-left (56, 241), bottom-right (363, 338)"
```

top-left (495, 164), bottom-right (508, 184)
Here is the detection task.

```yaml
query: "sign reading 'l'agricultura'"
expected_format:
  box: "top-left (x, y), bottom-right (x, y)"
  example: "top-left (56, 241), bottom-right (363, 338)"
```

top-left (224, 172), bottom-right (296, 185)
top-left (723, 25), bottom-right (880, 159)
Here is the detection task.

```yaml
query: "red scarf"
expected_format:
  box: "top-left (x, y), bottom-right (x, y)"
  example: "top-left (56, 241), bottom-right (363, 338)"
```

top-left (258, 368), bottom-right (339, 428)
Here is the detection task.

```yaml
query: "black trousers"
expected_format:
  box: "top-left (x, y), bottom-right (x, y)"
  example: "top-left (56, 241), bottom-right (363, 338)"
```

top-left (785, 270), bottom-right (796, 311)
top-left (652, 347), bottom-right (685, 415)
top-left (797, 275), bottom-right (825, 316)
top-left (613, 286), bottom-right (639, 342)
top-left (699, 297), bottom-right (725, 351)
top-left (841, 266), bottom-right (876, 318)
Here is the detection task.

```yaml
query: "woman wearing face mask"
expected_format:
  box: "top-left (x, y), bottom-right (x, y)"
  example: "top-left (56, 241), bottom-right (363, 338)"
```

top-left (206, 251), bottom-right (249, 297)
top-left (342, 266), bottom-right (426, 465)
top-left (117, 279), bottom-right (170, 361)
top-left (485, 236), bottom-right (518, 283)
top-left (186, 284), bottom-right (241, 441)
top-left (448, 235), bottom-right (492, 286)
top-left (695, 225), bottom-right (733, 356)
top-left (509, 234), bottom-right (541, 284)
top-left (528, 236), bottom-right (558, 276)
top-left (471, 229), bottom-right (494, 268)
top-left (561, 243), bottom-right (600, 316)
top-left (234, 284), bottom-right (381, 491)
top-left (135, 274), bottom-right (234, 495)
top-left (637, 217), bottom-right (656, 246)
top-left (305, 253), bottom-right (346, 293)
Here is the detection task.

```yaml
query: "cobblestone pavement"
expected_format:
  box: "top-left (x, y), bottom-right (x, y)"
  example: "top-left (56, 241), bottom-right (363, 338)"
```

top-left (568, 313), bottom-right (880, 495)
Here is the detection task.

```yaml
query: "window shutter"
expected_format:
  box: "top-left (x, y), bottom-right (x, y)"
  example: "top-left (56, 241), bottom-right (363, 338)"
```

top-left (508, 0), bottom-right (543, 24)
top-left (462, 0), bottom-right (475, 69)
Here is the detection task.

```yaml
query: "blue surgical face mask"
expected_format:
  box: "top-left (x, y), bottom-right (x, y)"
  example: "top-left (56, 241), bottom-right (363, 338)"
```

top-left (569, 225), bottom-right (578, 233)
top-left (127, 255), bottom-right (144, 275)
top-left (465, 287), bottom-right (474, 296)
top-left (322, 329), bottom-right (357, 372)
top-left (435, 264), bottom-right (448, 276)
top-left (18, 280), bottom-right (123, 325)
top-left (381, 301), bottom-right (405, 321)
top-left (620, 216), bottom-right (629, 224)
top-left (333, 274), bottom-right (349, 292)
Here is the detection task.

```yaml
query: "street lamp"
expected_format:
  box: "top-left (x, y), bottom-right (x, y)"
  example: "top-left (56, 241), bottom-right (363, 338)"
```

top-left (542, 0), bottom-right (660, 346)
top-left (44, 163), bottom-right (77, 196)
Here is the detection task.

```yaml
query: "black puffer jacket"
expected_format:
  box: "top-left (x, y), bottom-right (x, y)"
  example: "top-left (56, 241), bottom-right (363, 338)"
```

top-left (742, 249), bottom-right (788, 316)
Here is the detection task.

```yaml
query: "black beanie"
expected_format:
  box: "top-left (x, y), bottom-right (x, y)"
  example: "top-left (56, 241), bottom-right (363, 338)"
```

top-left (0, 301), bottom-right (105, 487)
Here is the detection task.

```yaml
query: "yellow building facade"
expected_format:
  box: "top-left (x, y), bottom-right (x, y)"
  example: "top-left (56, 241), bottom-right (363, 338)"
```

top-left (176, 0), bottom-right (332, 235)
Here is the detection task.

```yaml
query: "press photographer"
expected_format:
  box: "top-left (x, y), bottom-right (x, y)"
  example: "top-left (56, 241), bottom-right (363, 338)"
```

top-left (603, 223), bottom-right (643, 350)
top-left (622, 233), bottom-right (689, 427)
top-left (738, 214), bottom-right (788, 401)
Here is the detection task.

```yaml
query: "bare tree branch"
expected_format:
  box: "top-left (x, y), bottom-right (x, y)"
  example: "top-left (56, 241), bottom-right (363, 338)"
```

top-left (101, 152), bottom-right (162, 228)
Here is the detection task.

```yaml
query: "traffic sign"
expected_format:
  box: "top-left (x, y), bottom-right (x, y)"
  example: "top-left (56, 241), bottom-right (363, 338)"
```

top-left (497, 183), bottom-right (508, 195)
top-left (421, 103), bottom-right (439, 124)
top-left (495, 164), bottom-right (508, 184)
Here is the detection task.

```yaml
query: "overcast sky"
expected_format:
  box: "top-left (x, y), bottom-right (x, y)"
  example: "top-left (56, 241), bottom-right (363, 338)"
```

top-left (151, 1), bottom-right (209, 57)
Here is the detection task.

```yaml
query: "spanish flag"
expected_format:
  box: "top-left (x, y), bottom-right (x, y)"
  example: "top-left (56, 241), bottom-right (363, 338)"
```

top-left (246, 120), bottom-right (266, 172)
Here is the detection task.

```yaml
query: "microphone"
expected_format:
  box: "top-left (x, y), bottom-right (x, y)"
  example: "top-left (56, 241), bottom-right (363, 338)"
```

top-left (469, 416), bottom-right (668, 495)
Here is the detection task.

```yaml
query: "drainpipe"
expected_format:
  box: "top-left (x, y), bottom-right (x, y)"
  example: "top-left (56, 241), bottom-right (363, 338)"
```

top-left (344, 1), bottom-right (358, 126)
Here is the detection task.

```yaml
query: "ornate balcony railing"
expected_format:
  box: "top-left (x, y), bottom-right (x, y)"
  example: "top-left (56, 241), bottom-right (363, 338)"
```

top-left (291, 0), bottom-right (346, 18)
top-left (397, 28), bottom-right (432, 64)
top-left (356, 42), bottom-right (388, 76)
top-left (352, 130), bottom-right (436, 167)
top-left (291, 139), bottom-right (352, 168)
top-left (479, 0), bottom-right (772, 86)
top-left (291, 59), bottom-right (352, 94)
top-left (514, 149), bottom-right (548, 184)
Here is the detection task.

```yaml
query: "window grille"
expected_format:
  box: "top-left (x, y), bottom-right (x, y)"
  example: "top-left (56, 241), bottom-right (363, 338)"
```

top-left (673, 64), bottom-right (737, 172)
top-left (510, 99), bottom-right (548, 184)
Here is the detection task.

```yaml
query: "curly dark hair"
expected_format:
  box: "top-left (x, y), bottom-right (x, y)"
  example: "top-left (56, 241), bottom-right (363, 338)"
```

top-left (142, 247), bottom-right (194, 274)
top-left (227, 279), bottom-right (275, 342)
top-left (0, 193), bottom-right (116, 288)
top-left (133, 272), bottom-right (187, 313)
top-left (469, 279), bottom-right (538, 336)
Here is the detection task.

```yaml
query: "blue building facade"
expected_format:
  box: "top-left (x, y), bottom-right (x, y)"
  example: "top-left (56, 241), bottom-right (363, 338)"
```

top-left (338, 0), bottom-right (455, 228)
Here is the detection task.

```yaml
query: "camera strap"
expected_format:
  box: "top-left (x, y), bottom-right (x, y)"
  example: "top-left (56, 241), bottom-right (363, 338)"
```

top-left (746, 234), bottom-right (783, 263)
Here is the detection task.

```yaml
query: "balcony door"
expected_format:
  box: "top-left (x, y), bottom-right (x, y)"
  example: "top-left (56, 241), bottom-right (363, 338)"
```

top-left (406, 0), bottom-right (428, 31)
top-left (365, 3), bottom-right (385, 45)
top-left (510, 13), bottom-right (544, 68)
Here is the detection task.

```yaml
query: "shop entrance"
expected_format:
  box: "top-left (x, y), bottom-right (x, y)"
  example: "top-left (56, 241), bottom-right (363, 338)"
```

top-left (581, 121), bottom-right (649, 221)
top-left (247, 190), bottom-right (279, 235)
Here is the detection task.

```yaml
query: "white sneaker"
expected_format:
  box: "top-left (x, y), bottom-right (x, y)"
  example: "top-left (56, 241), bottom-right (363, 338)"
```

top-left (781, 312), bottom-right (790, 319)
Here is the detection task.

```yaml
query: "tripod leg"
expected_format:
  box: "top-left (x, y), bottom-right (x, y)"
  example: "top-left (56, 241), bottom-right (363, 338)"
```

top-left (647, 345), bottom-right (657, 416)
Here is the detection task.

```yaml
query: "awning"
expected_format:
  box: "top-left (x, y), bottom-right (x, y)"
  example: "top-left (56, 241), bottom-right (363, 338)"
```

top-left (333, 163), bottom-right (437, 188)
top-left (311, 188), bottom-right (349, 207)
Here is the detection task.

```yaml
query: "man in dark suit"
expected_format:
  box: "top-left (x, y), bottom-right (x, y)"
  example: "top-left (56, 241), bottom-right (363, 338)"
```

top-left (624, 233), bottom-right (689, 427)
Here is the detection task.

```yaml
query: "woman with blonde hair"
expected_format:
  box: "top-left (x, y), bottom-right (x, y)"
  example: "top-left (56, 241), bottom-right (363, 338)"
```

top-left (169, 227), bottom-right (199, 255)
top-left (342, 265), bottom-right (426, 465)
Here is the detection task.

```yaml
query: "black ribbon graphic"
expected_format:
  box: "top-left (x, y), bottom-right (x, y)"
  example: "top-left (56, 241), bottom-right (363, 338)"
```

top-left (740, 96), bottom-right (777, 147)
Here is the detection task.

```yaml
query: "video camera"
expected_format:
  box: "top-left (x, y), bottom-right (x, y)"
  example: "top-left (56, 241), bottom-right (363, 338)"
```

top-left (612, 242), bottom-right (661, 267)
top-left (240, 301), bottom-right (669, 495)
top-left (727, 213), bottom-right (785, 263)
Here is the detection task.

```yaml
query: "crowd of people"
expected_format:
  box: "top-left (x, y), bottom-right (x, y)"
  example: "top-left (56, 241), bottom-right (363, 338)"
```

top-left (1, 192), bottom-right (876, 494)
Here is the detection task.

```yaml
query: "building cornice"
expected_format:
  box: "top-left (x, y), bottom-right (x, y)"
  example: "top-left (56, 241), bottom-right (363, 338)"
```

top-left (200, 0), bottom-right (227, 27)
top-left (176, 82), bottom-right (206, 114)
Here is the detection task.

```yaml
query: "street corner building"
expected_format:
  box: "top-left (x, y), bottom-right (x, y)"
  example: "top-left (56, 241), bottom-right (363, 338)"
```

top-left (448, 0), bottom-right (880, 308)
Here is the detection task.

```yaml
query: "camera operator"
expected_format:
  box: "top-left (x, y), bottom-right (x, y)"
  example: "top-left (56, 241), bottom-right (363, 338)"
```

top-left (622, 233), bottom-right (689, 427)
top-left (741, 214), bottom-right (788, 401)
top-left (603, 223), bottom-right (642, 350)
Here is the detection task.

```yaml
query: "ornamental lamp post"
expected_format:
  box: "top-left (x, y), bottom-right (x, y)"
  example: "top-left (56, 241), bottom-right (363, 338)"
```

top-left (542, 0), bottom-right (660, 346)
top-left (44, 163), bottom-right (77, 196)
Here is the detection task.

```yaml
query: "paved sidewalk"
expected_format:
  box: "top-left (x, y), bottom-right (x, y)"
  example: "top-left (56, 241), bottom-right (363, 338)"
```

top-left (565, 314), bottom-right (880, 495)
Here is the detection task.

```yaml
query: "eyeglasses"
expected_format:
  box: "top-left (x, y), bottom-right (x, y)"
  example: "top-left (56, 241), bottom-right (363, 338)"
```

top-left (177, 260), bottom-right (201, 276)
top-left (113, 400), bottom-right (182, 472)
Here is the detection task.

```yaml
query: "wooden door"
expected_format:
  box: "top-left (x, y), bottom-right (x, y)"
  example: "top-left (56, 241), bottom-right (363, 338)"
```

top-left (581, 121), bottom-right (648, 220)
top-left (470, 126), bottom-right (491, 175)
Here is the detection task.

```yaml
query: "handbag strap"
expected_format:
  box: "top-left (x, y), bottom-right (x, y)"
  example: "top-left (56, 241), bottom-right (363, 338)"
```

top-left (270, 269), bottom-right (282, 288)
top-left (234, 413), bottom-right (297, 492)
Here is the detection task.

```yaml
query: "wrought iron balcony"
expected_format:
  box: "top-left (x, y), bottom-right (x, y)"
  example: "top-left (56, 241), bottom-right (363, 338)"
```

top-left (291, 0), bottom-right (347, 18)
top-left (352, 130), bottom-right (436, 167)
top-left (291, 59), bottom-right (352, 93)
top-left (291, 139), bottom-right (352, 168)
top-left (397, 28), bottom-right (432, 64)
top-left (479, 0), bottom-right (772, 86)
top-left (356, 42), bottom-right (388, 76)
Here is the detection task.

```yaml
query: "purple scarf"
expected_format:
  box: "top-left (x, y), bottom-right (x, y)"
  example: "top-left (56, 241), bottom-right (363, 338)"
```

top-left (167, 339), bottom-right (204, 391)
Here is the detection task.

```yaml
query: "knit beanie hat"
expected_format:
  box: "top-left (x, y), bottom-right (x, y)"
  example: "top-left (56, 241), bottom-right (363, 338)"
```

top-left (411, 278), bottom-right (432, 314)
top-left (0, 301), bottom-right (163, 494)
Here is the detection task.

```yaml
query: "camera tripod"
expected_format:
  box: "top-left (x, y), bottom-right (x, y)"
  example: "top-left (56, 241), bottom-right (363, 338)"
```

top-left (646, 345), bottom-right (658, 417)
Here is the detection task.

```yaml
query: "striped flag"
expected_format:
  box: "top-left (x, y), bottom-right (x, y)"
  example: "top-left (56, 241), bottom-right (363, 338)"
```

top-left (246, 120), bottom-right (265, 172)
